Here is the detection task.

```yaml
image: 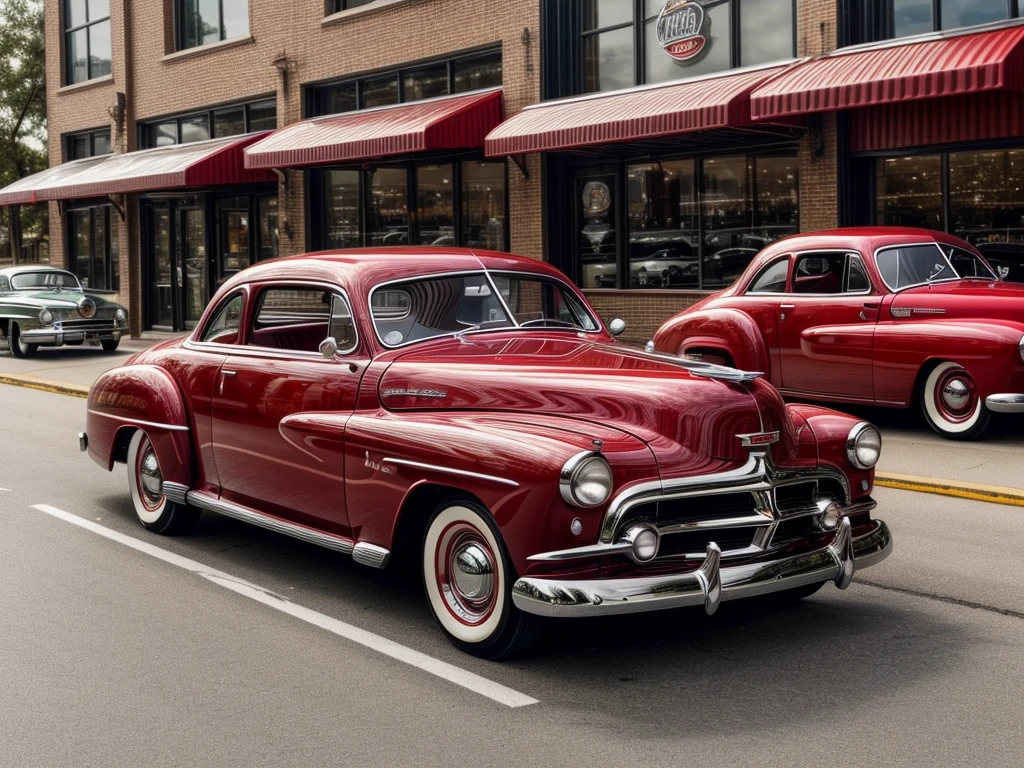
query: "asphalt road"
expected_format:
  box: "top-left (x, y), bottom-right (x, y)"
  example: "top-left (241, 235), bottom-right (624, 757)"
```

top-left (3, 383), bottom-right (1024, 767)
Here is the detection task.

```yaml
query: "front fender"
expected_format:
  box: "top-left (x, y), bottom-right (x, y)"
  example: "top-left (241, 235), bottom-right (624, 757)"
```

top-left (874, 320), bottom-right (1024, 404)
top-left (85, 364), bottom-right (192, 488)
top-left (654, 308), bottom-right (770, 374)
top-left (342, 411), bottom-right (655, 573)
top-left (787, 404), bottom-right (874, 501)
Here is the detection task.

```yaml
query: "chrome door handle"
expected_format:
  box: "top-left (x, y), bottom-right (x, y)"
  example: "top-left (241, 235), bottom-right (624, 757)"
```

top-left (780, 304), bottom-right (795, 309)
top-left (219, 370), bottom-right (236, 396)
top-left (779, 304), bottom-right (794, 322)
top-left (858, 311), bottom-right (867, 320)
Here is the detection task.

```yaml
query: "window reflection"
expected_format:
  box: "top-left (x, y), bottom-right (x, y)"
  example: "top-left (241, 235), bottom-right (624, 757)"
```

top-left (627, 160), bottom-right (698, 288)
top-left (324, 170), bottom-right (362, 249)
top-left (893, 0), bottom-right (932, 37)
top-left (949, 150), bottom-right (1024, 245)
top-left (578, 176), bottom-right (617, 288)
top-left (415, 164), bottom-right (454, 245)
top-left (876, 155), bottom-right (943, 230)
top-left (462, 161), bottom-right (506, 250)
top-left (368, 168), bottom-right (409, 246)
top-left (583, 27), bottom-right (634, 93)
top-left (739, 0), bottom-right (794, 66)
top-left (940, 0), bottom-right (1007, 30)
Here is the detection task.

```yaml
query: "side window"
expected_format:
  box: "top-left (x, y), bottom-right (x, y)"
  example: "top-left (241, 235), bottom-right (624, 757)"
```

top-left (846, 256), bottom-right (871, 292)
top-left (793, 253), bottom-right (846, 294)
top-left (0, 276), bottom-right (10, 292)
top-left (747, 258), bottom-right (790, 294)
top-left (327, 294), bottom-right (358, 354)
top-left (200, 293), bottom-right (244, 344)
top-left (250, 286), bottom-right (332, 353)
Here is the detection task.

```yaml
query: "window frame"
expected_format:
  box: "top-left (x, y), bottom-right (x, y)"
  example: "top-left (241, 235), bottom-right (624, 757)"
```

top-left (789, 250), bottom-right (875, 296)
top-left (856, 0), bottom-right (1021, 43)
top-left (138, 97), bottom-right (276, 149)
top-left (65, 127), bottom-right (113, 161)
top-left (65, 202), bottom-right (119, 293)
top-left (242, 282), bottom-right (361, 358)
top-left (579, 0), bottom-right (799, 93)
top-left (63, 0), bottom-right (112, 85)
top-left (745, 255), bottom-right (792, 294)
top-left (175, 0), bottom-right (250, 52)
top-left (197, 290), bottom-right (247, 345)
top-left (326, 0), bottom-right (377, 14)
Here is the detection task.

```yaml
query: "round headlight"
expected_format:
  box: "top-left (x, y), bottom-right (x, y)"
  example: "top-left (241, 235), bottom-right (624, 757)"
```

top-left (115, 308), bottom-right (127, 323)
top-left (847, 422), bottom-right (881, 470)
top-left (559, 452), bottom-right (613, 508)
top-left (38, 308), bottom-right (53, 326)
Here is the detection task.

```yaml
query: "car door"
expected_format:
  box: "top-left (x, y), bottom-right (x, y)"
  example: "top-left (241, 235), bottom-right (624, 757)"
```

top-left (727, 255), bottom-right (792, 387)
top-left (211, 282), bottom-right (366, 534)
top-left (777, 251), bottom-right (878, 400)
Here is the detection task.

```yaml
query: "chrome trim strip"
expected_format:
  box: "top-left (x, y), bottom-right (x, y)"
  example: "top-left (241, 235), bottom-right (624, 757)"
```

top-left (512, 520), bottom-right (892, 618)
top-left (381, 457), bottom-right (519, 487)
top-left (633, 347), bottom-right (764, 382)
top-left (87, 409), bottom-right (190, 433)
top-left (161, 481), bottom-right (189, 506)
top-left (185, 491), bottom-right (355, 555)
top-left (986, 393), bottom-right (1024, 413)
top-left (352, 542), bottom-right (392, 569)
top-left (657, 513), bottom-right (771, 535)
top-left (528, 541), bottom-right (632, 562)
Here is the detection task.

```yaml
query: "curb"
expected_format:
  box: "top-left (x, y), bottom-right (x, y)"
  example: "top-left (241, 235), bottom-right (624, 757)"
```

top-left (875, 472), bottom-right (1024, 508)
top-left (0, 374), bottom-right (89, 399)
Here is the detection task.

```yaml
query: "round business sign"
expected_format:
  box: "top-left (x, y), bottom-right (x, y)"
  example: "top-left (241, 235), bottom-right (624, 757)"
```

top-left (657, 0), bottom-right (709, 62)
top-left (582, 181), bottom-right (611, 217)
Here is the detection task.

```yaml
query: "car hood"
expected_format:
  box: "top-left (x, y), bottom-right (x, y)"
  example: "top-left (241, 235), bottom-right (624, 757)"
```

top-left (891, 279), bottom-right (1024, 321)
top-left (3, 290), bottom-right (120, 311)
top-left (379, 334), bottom-right (800, 468)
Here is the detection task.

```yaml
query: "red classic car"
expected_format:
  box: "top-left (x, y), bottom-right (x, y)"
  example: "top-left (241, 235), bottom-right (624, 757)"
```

top-left (81, 248), bottom-right (891, 658)
top-left (653, 228), bottom-right (1024, 440)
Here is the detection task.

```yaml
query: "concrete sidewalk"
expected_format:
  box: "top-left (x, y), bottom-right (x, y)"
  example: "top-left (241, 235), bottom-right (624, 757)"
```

top-left (2, 337), bottom-right (1023, 499)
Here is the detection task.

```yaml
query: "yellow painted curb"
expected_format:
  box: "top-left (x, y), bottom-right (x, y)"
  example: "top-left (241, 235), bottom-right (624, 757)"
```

top-left (875, 472), bottom-right (1024, 508)
top-left (0, 374), bottom-right (89, 399)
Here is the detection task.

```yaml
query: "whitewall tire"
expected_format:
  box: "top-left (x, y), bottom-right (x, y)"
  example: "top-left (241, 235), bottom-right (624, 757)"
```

top-left (920, 362), bottom-right (991, 440)
top-left (422, 500), bottom-right (542, 659)
top-left (126, 430), bottom-right (200, 534)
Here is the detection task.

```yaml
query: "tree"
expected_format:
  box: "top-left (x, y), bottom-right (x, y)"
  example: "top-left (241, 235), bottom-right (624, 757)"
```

top-left (0, 0), bottom-right (46, 262)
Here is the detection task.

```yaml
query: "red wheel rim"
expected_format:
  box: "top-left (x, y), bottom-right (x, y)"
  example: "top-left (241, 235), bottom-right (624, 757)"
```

top-left (434, 522), bottom-right (498, 627)
top-left (933, 367), bottom-right (978, 424)
top-left (135, 435), bottom-right (164, 512)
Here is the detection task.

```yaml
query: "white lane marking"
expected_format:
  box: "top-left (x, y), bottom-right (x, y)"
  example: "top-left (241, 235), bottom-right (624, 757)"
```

top-left (0, 487), bottom-right (10, 492)
top-left (30, 504), bottom-right (538, 709)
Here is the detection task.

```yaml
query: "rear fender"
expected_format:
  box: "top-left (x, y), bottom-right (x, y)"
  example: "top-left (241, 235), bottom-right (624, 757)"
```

top-left (85, 365), bottom-right (193, 488)
top-left (343, 411), bottom-right (655, 573)
top-left (874, 320), bottom-right (1024, 405)
top-left (654, 308), bottom-right (770, 375)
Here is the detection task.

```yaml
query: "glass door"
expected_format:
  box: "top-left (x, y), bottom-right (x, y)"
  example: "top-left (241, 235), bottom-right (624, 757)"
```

top-left (179, 206), bottom-right (208, 330)
top-left (150, 203), bottom-right (175, 330)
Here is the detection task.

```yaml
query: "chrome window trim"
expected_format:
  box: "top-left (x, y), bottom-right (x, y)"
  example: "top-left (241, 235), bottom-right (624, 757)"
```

top-left (744, 255), bottom-right (793, 296)
top-left (788, 249), bottom-right (875, 297)
top-left (368, 268), bottom-right (601, 350)
top-left (872, 242), bottom-right (967, 293)
top-left (195, 289), bottom-right (247, 346)
top-left (87, 409), bottom-right (190, 432)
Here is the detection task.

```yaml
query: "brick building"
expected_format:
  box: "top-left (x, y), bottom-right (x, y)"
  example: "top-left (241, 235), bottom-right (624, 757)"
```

top-left (4, 0), bottom-right (1024, 344)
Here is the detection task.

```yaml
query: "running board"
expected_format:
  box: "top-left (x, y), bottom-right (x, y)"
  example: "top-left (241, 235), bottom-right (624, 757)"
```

top-left (185, 489), bottom-right (363, 558)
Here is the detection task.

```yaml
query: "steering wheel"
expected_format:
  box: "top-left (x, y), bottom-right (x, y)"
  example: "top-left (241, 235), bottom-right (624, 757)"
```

top-left (519, 318), bottom-right (576, 328)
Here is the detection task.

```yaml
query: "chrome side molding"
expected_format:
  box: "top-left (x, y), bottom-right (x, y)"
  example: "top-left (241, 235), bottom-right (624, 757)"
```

top-left (353, 542), bottom-right (391, 569)
top-left (185, 490), bottom-right (355, 555)
top-left (161, 481), bottom-right (189, 506)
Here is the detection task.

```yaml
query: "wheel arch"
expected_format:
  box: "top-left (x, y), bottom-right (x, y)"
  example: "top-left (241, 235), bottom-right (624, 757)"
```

top-left (654, 307), bottom-right (769, 373)
top-left (389, 482), bottom-right (486, 567)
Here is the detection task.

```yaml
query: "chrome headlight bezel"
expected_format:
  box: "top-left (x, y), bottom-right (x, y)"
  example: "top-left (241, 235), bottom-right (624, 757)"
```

top-left (38, 308), bottom-right (53, 326)
top-left (559, 451), bottom-right (613, 508)
top-left (1019, 334), bottom-right (1024, 363)
top-left (846, 422), bottom-right (881, 470)
top-left (115, 308), bottom-right (128, 324)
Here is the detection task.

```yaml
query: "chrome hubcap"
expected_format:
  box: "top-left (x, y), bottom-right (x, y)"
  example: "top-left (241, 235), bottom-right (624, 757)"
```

top-left (941, 379), bottom-right (970, 410)
top-left (437, 524), bottom-right (497, 625)
top-left (139, 446), bottom-right (163, 507)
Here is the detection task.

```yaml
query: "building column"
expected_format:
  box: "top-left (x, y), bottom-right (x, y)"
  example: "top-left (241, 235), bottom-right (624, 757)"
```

top-left (799, 113), bottom-right (840, 232)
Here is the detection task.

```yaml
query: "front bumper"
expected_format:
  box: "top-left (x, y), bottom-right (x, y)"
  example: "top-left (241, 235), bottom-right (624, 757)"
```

top-left (512, 518), bottom-right (891, 618)
top-left (20, 324), bottom-right (123, 347)
top-left (986, 394), bottom-right (1024, 413)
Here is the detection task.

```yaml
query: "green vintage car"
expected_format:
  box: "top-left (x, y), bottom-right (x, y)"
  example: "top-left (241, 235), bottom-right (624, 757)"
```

top-left (0, 266), bottom-right (129, 358)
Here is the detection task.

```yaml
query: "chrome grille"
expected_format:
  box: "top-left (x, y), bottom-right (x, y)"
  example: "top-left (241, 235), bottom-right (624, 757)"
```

top-left (57, 318), bottom-right (117, 330)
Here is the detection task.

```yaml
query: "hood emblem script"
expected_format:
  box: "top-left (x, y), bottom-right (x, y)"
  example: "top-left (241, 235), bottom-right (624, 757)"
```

top-left (381, 388), bottom-right (448, 399)
top-left (737, 431), bottom-right (780, 448)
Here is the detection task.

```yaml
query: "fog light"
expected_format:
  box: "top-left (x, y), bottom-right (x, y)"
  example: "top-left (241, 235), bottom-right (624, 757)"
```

top-left (622, 525), bottom-right (660, 563)
top-left (817, 500), bottom-right (842, 530)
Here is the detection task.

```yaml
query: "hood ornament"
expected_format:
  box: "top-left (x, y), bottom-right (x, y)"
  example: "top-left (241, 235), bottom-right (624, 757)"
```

top-left (737, 431), bottom-right (780, 448)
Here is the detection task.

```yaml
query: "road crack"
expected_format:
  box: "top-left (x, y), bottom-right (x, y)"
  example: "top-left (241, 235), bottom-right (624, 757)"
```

top-left (858, 578), bottom-right (1024, 620)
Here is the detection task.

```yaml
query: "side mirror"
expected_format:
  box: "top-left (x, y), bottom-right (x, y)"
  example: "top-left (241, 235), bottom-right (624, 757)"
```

top-left (319, 336), bottom-right (339, 359)
top-left (608, 318), bottom-right (627, 337)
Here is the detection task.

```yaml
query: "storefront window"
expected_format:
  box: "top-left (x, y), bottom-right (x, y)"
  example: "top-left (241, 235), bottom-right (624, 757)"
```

top-left (141, 99), bottom-right (277, 148)
top-left (68, 205), bottom-right (118, 292)
top-left (876, 155), bottom-right (943, 230)
top-left (368, 168), bottom-right (409, 247)
top-left (861, 0), bottom-right (1017, 42)
top-left (308, 49), bottom-right (503, 118)
top-left (461, 161), bottom-right (506, 250)
top-left (627, 160), bottom-right (698, 288)
top-left (213, 107), bottom-right (245, 138)
top-left (324, 170), bottom-right (363, 249)
top-left (258, 196), bottom-right (279, 260)
top-left (415, 164), bottom-right (454, 245)
top-left (578, 175), bottom-right (618, 288)
top-left (218, 197), bottom-right (250, 281)
top-left (581, 0), bottom-right (796, 93)
top-left (949, 150), bottom-right (1024, 244)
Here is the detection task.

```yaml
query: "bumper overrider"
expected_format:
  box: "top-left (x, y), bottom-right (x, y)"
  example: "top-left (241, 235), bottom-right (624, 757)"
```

top-left (986, 394), bottom-right (1024, 413)
top-left (513, 518), bottom-right (891, 617)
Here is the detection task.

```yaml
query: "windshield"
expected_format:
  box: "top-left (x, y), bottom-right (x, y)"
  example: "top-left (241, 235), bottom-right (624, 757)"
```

top-left (370, 271), bottom-right (600, 348)
top-left (10, 270), bottom-right (83, 292)
top-left (875, 244), bottom-right (995, 291)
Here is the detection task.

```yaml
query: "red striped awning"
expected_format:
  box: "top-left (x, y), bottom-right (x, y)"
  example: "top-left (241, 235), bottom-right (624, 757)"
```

top-left (750, 23), bottom-right (1024, 120)
top-left (244, 88), bottom-right (504, 169)
top-left (0, 133), bottom-right (276, 205)
top-left (484, 65), bottom-right (787, 157)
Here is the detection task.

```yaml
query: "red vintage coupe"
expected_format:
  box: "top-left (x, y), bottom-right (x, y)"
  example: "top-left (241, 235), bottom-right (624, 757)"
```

top-left (81, 248), bottom-right (891, 658)
top-left (654, 228), bottom-right (1024, 440)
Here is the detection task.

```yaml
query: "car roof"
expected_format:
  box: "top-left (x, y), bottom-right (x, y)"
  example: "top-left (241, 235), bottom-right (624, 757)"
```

top-left (217, 247), bottom-right (569, 296)
top-left (0, 265), bottom-right (71, 277)
top-left (750, 227), bottom-right (970, 267)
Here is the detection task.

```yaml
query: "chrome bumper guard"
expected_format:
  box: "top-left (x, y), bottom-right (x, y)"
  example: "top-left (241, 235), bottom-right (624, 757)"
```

top-left (986, 394), bottom-right (1024, 413)
top-left (512, 518), bottom-right (891, 618)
